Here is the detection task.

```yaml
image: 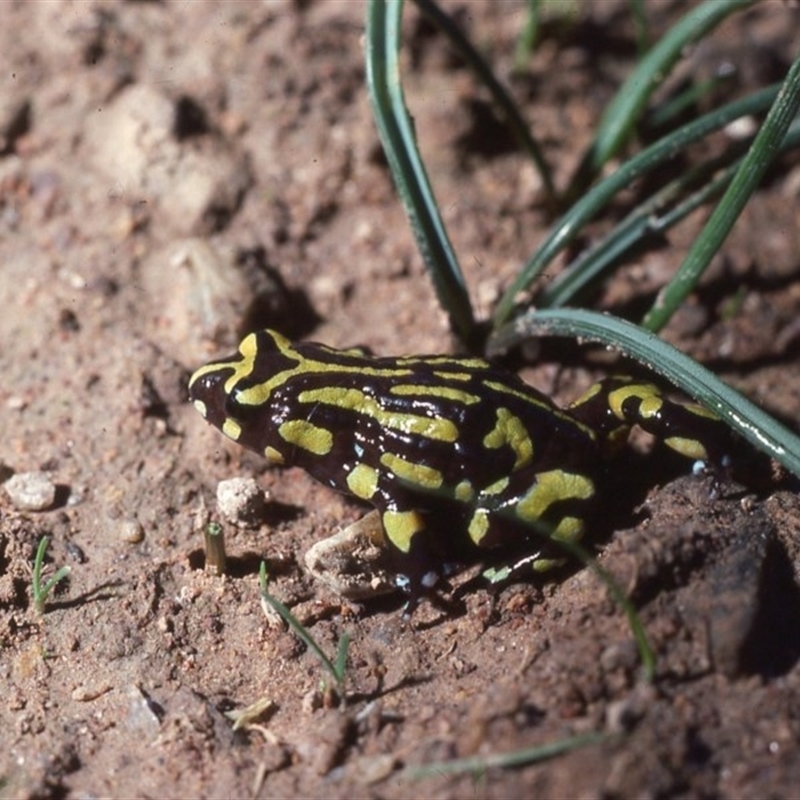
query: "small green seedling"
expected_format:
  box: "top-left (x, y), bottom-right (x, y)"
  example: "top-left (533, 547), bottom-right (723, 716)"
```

top-left (259, 562), bottom-right (350, 706)
top-left (32, 536), bottom-right (71, 614)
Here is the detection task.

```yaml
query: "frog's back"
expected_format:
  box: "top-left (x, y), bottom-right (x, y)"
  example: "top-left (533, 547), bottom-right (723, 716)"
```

top-left (279, 342), bottom-right (600, 491)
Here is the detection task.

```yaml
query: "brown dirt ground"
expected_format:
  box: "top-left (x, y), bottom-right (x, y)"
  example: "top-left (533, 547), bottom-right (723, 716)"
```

top-left (2, 1), bottom-right (800, 797)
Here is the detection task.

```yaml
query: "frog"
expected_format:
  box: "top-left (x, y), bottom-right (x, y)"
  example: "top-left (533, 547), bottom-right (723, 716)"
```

top-left (189, 328), bottom-right (735, 613)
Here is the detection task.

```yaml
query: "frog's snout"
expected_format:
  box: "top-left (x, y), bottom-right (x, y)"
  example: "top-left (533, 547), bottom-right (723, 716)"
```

top-left (189, 368), bottom-right (229, 428)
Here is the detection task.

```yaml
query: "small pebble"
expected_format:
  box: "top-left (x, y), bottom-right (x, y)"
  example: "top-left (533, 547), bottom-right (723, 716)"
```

top-left (127, 685), bottom-right (163, 734)
top-left (348, 754), bottom-right (397, 785)
top-left (216, 477), bottom-right (267, 526)
top-left (71, 683), bottom-right (112, 702)
top-left (120, 517), bottom-right (145, 544)
top-left (3, 471), bottom-right (57, 511)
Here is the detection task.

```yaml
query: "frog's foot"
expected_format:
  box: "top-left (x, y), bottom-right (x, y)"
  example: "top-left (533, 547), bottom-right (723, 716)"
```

top-left (378, 505), bottom-right (468, 617)
top-left (395, 568), bottom-right (444, 618)
top-left (396, 571), bottom-right (465, 620)
top-left (378, 506), bottom-right (434, 612)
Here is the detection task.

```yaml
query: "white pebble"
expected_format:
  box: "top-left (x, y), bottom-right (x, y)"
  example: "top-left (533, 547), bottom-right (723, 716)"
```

top-left (216, 477), bottom-right (267, 526)
top-left (3, 471), bottom-right (57, 511)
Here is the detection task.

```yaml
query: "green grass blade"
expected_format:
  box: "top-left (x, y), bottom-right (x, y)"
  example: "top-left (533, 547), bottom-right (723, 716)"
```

top-left (413, 0), bottom-right (554, 197)
top-left (335, 632), bottom-right (351, 683)
top-left (539, 152), bottom-right (741, 308)
top-left (538, 115), bottom-right (800, 309)
top-left (492, 84), bottom-right (781, 326)
top-left (404, 731), bottom-right (607, 779)
top-left (628, 0), bottom-right (650, 56)
top-left (644, 74), bottom-right (732, 132)
top-left (489, 308), bottom-right (800, 477)
top-left (567, 0), bottom-right (755, 195)
top-left (643, 50), bottom-right (800, 332)
top-left (32, 536), bottom-right (71, 614)
top-left (513, 0), bottom-right (540, 72)
top-left (258, 562), bottom-right (345, 691)
top-left (365, 0), bottom-right (475, 345)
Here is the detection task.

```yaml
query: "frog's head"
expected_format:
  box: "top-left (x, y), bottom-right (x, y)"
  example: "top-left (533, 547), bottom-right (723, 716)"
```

top-left (188, 329), bottom-right (297, 446)
top-left (188, 360), bottom-right (235, 432)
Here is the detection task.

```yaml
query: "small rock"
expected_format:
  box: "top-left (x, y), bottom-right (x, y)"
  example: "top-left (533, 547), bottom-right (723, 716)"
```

top-left (84, 84), bottom-right (252, 235)
top-left (304, 510), bottom-right (395, 600)
top-left (3, 471), bottom-right (57, 511)
top-left (605, 682), bottom-right (655, 733)
top-left (120, 517), bottom-right (145, 544)
top-left (126, 685), bottom-right (163, 735)
top-left (71, 682), bottom-right (112, 702)
top-left (347, 754), bottom-right (397, 785)
top-left (295, 712), bottom-right (352, 776)
top-left (216, 477), bottom-right (267, 526)
top-left (140, 238), bottom-right (248, 364)
top-left (301, 688), bottom-right (323, 714)
top-left (709, 523), bottom-right (800, 678)
top-left (708, 526), bottom-right (769, 678)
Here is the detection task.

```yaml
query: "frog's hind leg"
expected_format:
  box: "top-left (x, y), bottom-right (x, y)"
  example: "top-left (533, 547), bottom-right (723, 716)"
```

top-left (569, 376), bottom-right (734, 467)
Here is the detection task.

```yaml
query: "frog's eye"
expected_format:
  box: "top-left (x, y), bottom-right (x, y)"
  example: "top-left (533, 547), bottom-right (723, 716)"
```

top-left (189, 369), bottom-right (231, 427)
top-left (224, 388), bottom-right (253, 421)
top-left (224, 389), bottom-right (270, 428)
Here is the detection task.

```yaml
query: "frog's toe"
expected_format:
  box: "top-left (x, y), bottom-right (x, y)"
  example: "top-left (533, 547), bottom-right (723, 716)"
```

top-left (396, 569), bottom-right (441, 616)
top-left (397, 569), bottom-right (465, 620)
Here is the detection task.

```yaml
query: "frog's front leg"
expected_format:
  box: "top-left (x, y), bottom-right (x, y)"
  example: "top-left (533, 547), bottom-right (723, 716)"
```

top-left (369, 488), bottom-right (449, 615)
